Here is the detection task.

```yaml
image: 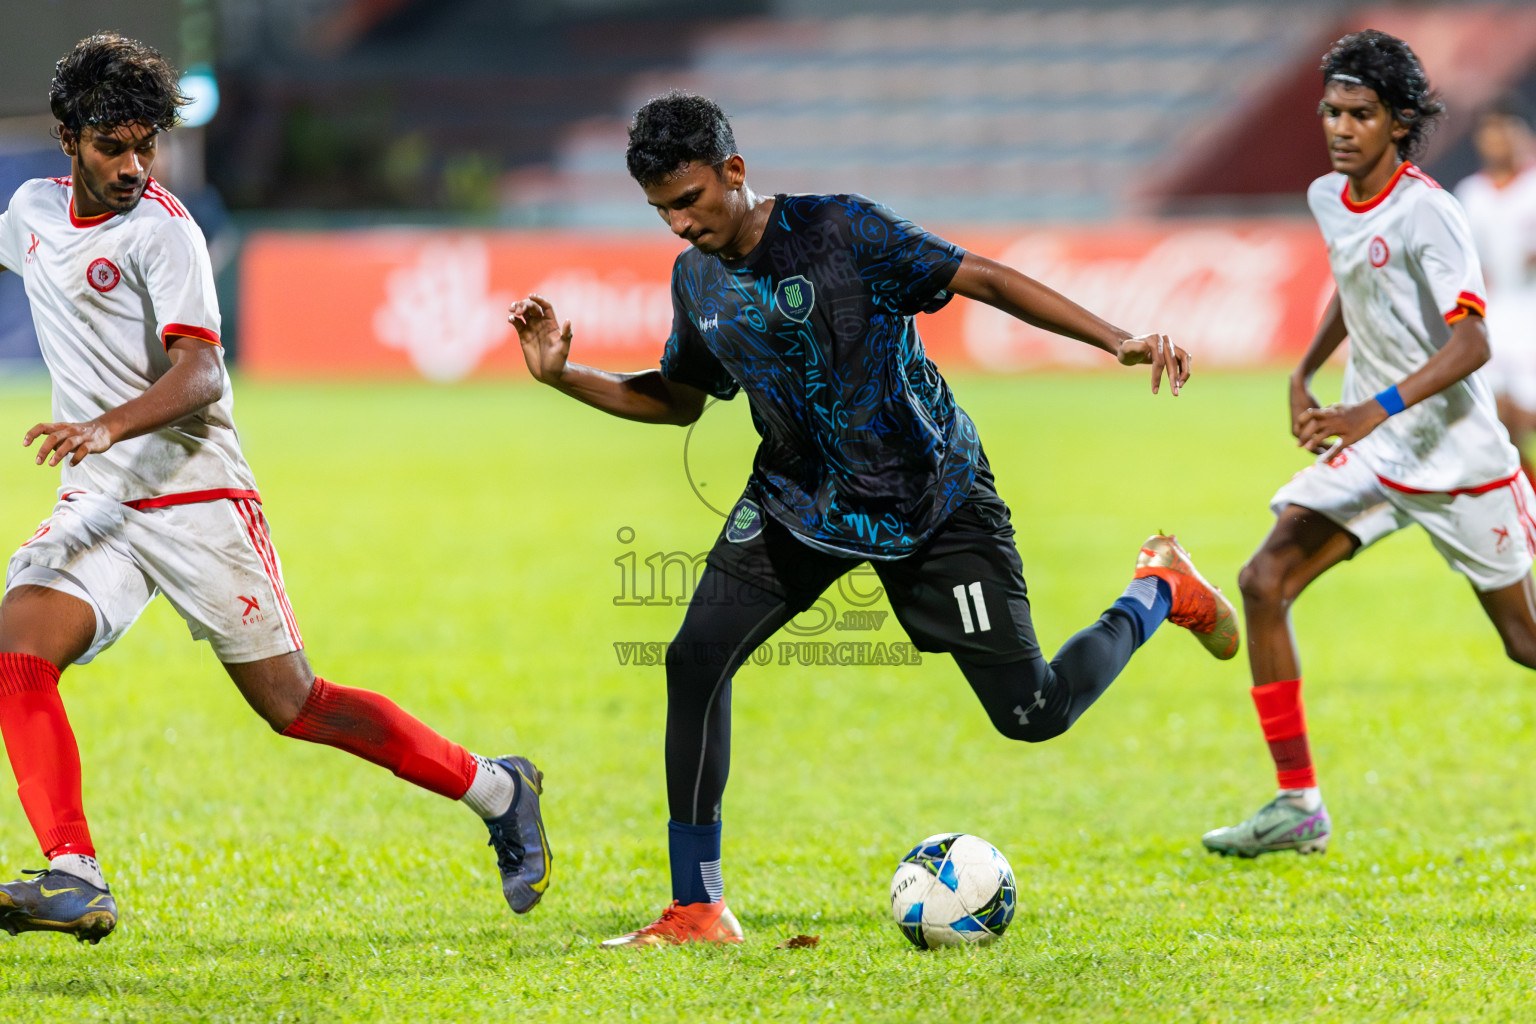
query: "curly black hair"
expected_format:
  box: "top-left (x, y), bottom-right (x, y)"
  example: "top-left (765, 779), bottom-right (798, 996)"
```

top-left (1320, 29), bottom-right (1445, 159)
top-left (49, 33), bottom-right (187, 138)
top-left (625, 91), bottom-right (737, 186)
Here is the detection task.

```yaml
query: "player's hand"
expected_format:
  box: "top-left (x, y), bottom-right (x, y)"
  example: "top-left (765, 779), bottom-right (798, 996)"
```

top-left (1289, 375), bottom-right (1323, 446)
top-left (23, 419), bottom-right (113, 467)
top-left (1115, 333), bottom-right (1190, 396)
top-left (510, 294), bottom-right (573, 386)
top-left (1295, 400), bottom-right (1388, 454)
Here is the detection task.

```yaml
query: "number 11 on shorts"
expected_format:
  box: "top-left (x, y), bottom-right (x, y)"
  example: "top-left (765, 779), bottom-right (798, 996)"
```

top-left (952, 581), bottom-right (991, 634)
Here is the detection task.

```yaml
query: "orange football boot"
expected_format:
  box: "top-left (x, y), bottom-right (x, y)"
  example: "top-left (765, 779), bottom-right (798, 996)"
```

top-left (600, 900), bottom-right (744, 949)
top-left (1134, 534), bottom-right (1240, 660)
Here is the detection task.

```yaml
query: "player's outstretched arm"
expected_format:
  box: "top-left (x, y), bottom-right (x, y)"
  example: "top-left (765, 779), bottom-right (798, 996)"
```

top-left (1297, 312), bottom-right (1491, 453)
top-left (23, 337), bottom-right (224, 467)
top-left (511, 294), bottom-right (706, 425)
top-left (947, 252), bottom-right (1190, 395)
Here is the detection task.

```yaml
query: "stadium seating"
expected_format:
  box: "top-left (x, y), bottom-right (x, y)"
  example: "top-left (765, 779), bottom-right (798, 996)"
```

top-left (500, 6), bottom-right (1334, 225)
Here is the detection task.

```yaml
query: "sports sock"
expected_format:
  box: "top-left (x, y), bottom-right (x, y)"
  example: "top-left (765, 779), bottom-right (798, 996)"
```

top-left (669, 819), bottom-right (723, 905)
top-left (1277, 787), bottom-right (1323, 814)
top-left (0, 653), bottom-right (95, 861)
top-left (461, 754), bottom-right (516, 819)
top-left (50, 852), bottom-right (105, 889)
top-left (280, 678), bottom-right (477, 799)
top-left (1251, 678), bottom-right (1317, 790)
top-left (1110, 577), bottom-right (1172, 648)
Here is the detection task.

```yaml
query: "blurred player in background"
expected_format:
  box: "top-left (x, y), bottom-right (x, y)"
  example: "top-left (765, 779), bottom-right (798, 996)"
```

top-left (0, 34), bottom-right (549, 943)
top-left (513, 91), bottom-right (1237, 947)
top-left (1455, 97), bottom-right (1536, 482)
top-left (1204, 31), bottom-right (1536, 857)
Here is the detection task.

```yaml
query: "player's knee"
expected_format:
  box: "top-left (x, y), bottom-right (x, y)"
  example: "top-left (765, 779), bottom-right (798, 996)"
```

top-left (1238, 555), bottom-right (1288, 610)
top-left (987, 705), bottom-right (1068, 743)
top-left (1501, 633), bottom-right (1536, 670)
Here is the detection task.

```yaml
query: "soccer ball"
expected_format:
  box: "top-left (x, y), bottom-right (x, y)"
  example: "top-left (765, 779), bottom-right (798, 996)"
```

top-left (889, 832), bottom-right (1016, 949)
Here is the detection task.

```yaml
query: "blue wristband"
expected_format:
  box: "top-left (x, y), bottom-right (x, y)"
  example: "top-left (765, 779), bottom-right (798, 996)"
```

top-left (1374, 385), bottom-right (1406, 416)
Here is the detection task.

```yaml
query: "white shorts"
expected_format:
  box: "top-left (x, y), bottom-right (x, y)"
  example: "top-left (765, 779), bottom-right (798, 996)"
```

top-left (5, 490), bottom-right (304, 665)
top-left (1271, 449), bottom-right (1536, 592)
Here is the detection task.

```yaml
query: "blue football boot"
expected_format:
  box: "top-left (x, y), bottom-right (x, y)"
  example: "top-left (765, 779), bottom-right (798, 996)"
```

top-left (0, 869), bottom-right (116, 943)
top-left (484, 756), bottom-right (551, 913)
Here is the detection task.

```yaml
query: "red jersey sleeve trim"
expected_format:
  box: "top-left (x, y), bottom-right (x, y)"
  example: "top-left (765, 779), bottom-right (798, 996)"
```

top-left (160, 323), bottom-right (221, 348)
top-left (1444, 291), bottom-right (1487, 324)
top-left (1341, 161), bottom-right (1413, 213)
top-left (122, 489), bottom-right (260, 511)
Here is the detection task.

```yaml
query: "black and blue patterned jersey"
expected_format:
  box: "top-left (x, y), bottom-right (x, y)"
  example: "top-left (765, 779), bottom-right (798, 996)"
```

top-left (660, 193), bottom-right (979, 561)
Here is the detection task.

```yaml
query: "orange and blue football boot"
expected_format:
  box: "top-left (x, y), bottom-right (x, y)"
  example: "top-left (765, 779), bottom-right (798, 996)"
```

top-left (600, 900), bottom-right (744, 948)
top-left (1135, 533), bottom-right (1240, 660)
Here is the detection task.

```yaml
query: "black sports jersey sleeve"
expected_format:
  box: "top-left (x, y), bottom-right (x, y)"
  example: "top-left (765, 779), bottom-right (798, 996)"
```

top-left (846, 197), bottom-right (964, 317)
top-left (660, 258), bottom-right (741, 400)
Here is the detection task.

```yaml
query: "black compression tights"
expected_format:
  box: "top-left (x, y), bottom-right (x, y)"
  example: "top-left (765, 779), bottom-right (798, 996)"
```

top-left (665, 571), bottom-right (1139, 827)
top-left (952, 609), bottom-right (1139, 744)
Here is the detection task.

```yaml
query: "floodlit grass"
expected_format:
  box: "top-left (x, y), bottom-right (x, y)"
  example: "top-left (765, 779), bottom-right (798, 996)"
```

top-left (0, 370), bottom-right (1530, 1022)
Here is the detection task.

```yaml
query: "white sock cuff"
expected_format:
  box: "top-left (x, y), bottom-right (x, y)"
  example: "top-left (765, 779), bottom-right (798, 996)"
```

top-left (50, 853), bottom-right (106, 889)
top-left (462, 754), bottom-right (517, 819)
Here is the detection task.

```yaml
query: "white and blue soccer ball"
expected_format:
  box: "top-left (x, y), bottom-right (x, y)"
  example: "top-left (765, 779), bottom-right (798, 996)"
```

top-left (889, 832), bottom-right (1016, 949)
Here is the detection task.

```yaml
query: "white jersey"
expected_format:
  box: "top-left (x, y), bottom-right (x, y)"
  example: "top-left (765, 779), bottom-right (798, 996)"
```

top-left (1309, 162), bottom-right (1516, 493)
top-left (0, 176), bottom-right (257, 504)
top-left (1455, 167), bottom-right (1536, 310)
top-left (1454, 168), bottom-right (1536, 373)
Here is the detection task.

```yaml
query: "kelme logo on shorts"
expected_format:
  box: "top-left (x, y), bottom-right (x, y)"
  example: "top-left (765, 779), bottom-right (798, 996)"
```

top-left (726, 499), bottom-right (765, 543)
top-left (775, 275), bottom-right (815, 323)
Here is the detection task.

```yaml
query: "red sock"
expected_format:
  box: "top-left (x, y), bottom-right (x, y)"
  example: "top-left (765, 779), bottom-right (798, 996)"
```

top-left (0, 653), bottom-right (94, 858)
top-left (280, 678), bottom-right (475, 799)
top-left (1251, 678), bottom-right (1316, 789)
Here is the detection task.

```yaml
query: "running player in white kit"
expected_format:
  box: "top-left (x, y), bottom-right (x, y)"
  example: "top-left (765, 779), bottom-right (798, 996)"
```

top-left (0, 34), bottom-right (550, 943)
top-left (1455, 98), bottom-right (1536, 479)
top-left (1203, 30), bottom-right (1536, 857)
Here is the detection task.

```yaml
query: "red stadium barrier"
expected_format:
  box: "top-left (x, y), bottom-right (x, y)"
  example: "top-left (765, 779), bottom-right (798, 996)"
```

top-left (239, 221), bottom-right (1334, 379)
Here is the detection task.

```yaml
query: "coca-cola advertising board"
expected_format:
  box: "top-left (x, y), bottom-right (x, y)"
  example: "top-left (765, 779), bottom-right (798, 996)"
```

top-left (239, 221), bottom-right (1334, 380)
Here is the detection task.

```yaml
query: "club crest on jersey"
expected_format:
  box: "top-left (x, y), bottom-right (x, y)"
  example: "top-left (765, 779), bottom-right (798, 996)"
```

top-left (775, 275), bottom-right (815, 323)
top-left (86, 257), bottom-right (120, 293)
top-left (725, 498), bottom-right (765, 543)
top-left (1368, 236), bottom-right (1389, 268)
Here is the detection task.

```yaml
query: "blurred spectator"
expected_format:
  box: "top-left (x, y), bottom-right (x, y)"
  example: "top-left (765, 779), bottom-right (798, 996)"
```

top-left (1455, 96), bottom-right (1536, 476)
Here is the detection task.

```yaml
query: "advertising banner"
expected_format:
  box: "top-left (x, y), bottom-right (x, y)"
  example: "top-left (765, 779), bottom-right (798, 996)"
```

top-left (240, 221), bottom-right (1334, 379)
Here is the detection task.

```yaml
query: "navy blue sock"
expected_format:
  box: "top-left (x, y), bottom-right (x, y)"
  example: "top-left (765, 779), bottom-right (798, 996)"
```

top-left (668, 819), bottom-right (723, 905)
top-left (1110, 576), bottom-right (1172, 648)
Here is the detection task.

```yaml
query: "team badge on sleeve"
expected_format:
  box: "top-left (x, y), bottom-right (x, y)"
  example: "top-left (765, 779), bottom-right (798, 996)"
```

top-left (774, 275), bottom-right (816, 323)
top-left (725, 498), bottom-right (765, 543)
top-left (86, 258), bottom-right (121, 293)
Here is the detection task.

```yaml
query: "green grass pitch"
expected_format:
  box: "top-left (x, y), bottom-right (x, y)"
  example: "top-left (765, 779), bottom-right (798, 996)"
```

top-left (0, 370), bottom-right (1530, 1022)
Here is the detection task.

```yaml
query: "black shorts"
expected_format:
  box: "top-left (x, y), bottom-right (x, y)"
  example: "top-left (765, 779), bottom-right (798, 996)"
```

top-left (705, 461), bottom-right (1040, 665)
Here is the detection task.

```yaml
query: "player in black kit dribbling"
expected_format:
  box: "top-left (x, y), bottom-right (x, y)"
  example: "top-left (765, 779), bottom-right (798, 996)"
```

top-left (512, 92), bottom-right (1237, 947)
